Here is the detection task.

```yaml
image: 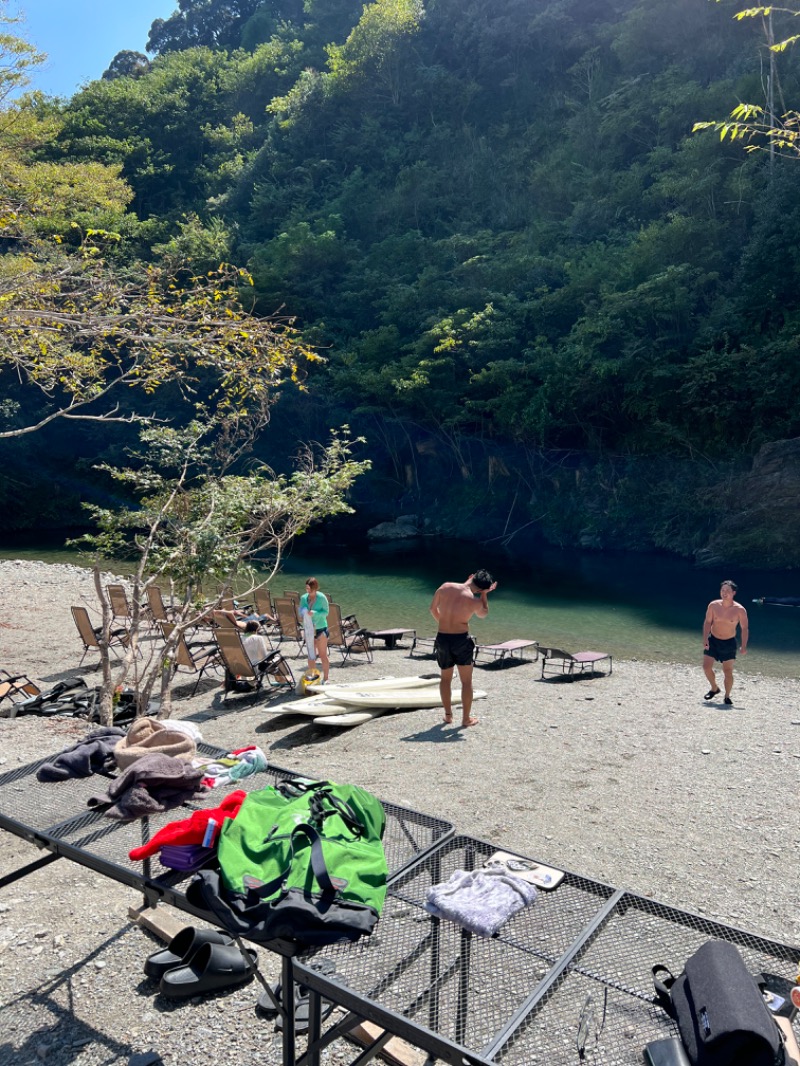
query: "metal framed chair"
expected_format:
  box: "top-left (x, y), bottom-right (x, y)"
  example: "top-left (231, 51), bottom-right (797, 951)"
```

top-left (540, 647), bottom-right (612, 679)
top-left (159, 623), bottom-right (222, 695)
top-left (328, 602), bottom-right (373, 664)
top-left (273, 597), bottom-right (304, 656)
top-left (106, 584), bottom-right (133, 628)
top-left (215, 629), bottom-right (294, 702)
top-left (71, 606), bottom-right (129, 666)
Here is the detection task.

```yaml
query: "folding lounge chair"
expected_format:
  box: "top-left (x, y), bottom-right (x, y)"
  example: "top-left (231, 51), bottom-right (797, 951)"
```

top-left (0, 669), bottom-right (41, 708)
top-left (409, 634), bottom-right (438, 659)
top-left (273, 597), bottom-right (304, 656)
top-left (145, 584), bottom-right (181, 628)
top-left (328, 602), bottom-right (373, 665)
top-left (71, 606), bottom-right (128, 666)
top-left (106, 584), bottom-right (133, 627)
top-left (159, 623), bottom-right (222, 696)
top-left (473, 639), bottom-right (539, 667)
top-left (540, 647), bottom-right (612, 679)
top-left (215, 629), bottom-right (294, 702)
top-left (364, 627), bottom-right (417, 650)
top-left (253, 587), bottom-right (279, 634)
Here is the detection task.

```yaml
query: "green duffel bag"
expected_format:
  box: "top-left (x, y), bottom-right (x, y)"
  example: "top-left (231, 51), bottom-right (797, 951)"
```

top-left (187, 778), bottom-right (388, 945)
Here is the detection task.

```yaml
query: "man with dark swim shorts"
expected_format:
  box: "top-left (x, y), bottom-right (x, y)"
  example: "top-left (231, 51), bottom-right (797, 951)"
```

top-left (429, 569), bottom-right (497, 727)
top-left (702, 580), bottom-right (748, 706)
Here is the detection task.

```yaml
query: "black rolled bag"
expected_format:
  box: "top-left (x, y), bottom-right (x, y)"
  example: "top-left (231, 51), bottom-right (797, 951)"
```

top-left (653, 940), bottom-right (796, 1066)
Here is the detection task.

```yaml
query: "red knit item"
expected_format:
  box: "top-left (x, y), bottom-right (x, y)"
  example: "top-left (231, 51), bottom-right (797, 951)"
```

top-left (128, 789), bottom-right (247, 860)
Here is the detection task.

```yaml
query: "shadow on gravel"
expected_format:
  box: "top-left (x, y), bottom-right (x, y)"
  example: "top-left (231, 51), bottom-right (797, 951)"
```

top-left (398, 722), bottom-right (468, 744)
top-left (1, 926), bottom-right (142, 1065)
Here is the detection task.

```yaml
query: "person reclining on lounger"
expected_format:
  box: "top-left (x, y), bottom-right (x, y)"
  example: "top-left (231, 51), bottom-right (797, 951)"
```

top-left (429, 569), bottom-right (497, 728)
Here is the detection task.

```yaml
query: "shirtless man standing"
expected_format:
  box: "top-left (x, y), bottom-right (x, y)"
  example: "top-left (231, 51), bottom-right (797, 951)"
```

top-left (429, 569), bottom-right (497, 727)
top-left (703, 579), bottom-right (748, 705)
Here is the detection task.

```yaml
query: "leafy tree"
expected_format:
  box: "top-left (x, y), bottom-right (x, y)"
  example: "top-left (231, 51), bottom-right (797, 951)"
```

top-left (102, 51), bottom-right (151, 80)
top-left (0, 25), bottom-right (314, 440)
top-left (694, 2), bottom-right (800, 156)
top-left (77, 423), bottom-right (369, 722)
top-left (147, 0), bottom-right (265, 55)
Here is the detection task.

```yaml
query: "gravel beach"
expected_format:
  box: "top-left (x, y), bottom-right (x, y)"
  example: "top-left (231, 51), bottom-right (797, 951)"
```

top-left (0, 559), bottom-right (798, 1066)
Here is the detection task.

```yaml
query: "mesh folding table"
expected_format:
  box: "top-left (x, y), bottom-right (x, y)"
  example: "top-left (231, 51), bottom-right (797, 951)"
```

top-left (293, 834), bottom-right (800, 1066)
top-left (1, 749), bottom-right (798, 1066)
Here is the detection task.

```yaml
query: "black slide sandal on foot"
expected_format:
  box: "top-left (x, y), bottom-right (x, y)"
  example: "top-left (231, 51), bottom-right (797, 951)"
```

top-left (724, 696), bottom-right (733, 705)
top-left (703, 689), bottom-right (721, 700)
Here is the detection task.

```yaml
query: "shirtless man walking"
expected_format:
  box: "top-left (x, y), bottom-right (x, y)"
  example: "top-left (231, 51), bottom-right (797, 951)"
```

top-left (429, 569), bottom-right (497, 727)
top-left (703, 579), bottom-right (748, 705)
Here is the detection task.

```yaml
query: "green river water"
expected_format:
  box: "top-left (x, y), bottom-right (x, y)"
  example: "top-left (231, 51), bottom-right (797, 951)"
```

top-left (3, 535), bottom-right (800, 678)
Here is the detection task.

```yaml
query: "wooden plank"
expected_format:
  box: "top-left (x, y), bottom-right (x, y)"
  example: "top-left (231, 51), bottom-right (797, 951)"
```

top-left (128, 902), bottom-right (187, 943)
top-left (345, 1021), bottom-right (427, 1066)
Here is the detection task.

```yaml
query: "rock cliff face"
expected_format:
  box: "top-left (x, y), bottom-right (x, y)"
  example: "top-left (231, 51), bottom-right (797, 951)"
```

top-left (701, 438), bottom-right (800, 569)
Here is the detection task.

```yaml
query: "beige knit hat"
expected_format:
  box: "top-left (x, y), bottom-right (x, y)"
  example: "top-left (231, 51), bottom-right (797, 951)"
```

top-left (114, 716), bottom-right (196, 770)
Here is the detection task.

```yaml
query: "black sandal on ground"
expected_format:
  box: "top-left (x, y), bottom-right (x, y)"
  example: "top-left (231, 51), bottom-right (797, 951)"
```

top-left (703, 689), bottom-right (721, 700)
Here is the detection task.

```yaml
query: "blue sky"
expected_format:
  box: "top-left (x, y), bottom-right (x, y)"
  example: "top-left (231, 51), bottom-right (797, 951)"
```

top-left (14, 1), bottom-right (177, 98)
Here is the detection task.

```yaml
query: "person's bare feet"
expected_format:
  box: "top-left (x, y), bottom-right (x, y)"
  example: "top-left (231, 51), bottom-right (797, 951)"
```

top-left (443, 711), bottom-right (453, 724)
top-left (461, 716), bottom-right (479, 727)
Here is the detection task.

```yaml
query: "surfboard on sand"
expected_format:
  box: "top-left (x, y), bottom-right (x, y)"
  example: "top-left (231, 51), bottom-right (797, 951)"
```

top-left (312, 708), bottom-right (388, 727)
top-left (326, 688), bottom-right (487, 710)
top-left (272, 695), bottom-right (351, 717)
top-left (305, 674), bottom-right (438, 696)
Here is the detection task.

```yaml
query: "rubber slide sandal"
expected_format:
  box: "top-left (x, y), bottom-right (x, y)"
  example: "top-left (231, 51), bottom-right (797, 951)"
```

top-left (159, 941), bottom-right (257, 999)
top-left (144, 927), bottom-right (234, 980)
top-left (274, 985), bottom-right (336, 1034)
top-left (257, 958), bottom-right (338, 1032)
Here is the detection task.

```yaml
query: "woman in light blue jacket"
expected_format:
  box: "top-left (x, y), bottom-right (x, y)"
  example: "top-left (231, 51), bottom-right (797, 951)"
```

top-left (299, 577), bottom-right (330, 682)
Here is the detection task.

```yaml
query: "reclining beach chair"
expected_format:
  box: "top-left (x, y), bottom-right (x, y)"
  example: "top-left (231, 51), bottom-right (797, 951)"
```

top-left (0, 669), bottom-right (41, 709)
top-left (159, 623), bottom-right (222, 695)
top-left (71, 606), bottom-right (129, 666)
top-left (253, 587), bottom-right (279, 633)
top-left (410, 634), bottom-right (473, 659)
top-left (540, 647), bottom-right (612, 679)
top-left (145, 584), bottom-right (181, 629)
top-left (328, 602), bottom-right (373, 665)
top-left (215, 629), bottom-right (294, 702)
top-left (106, 584), bottom-right (133, 628)
top-left (273, 597), bottom-right (304, 656)
top-left (473, 638), bottom-right (539, 667)
top-left (409, 634), bottom-right (437, 658)
top-left (365, 626), bottom-right (417, 650)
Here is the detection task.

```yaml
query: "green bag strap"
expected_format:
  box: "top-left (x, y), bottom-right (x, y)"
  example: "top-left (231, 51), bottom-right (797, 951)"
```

top-left (244, 822), bottom-right (337, 904)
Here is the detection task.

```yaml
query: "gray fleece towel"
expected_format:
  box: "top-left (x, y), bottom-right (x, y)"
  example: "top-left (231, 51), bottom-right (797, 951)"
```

top-left (36, 727), bottom-right (128, 782)
top-left (425, 868), bottom-right (538, 937)
top-left (87, 753), bottom-right (208, 821)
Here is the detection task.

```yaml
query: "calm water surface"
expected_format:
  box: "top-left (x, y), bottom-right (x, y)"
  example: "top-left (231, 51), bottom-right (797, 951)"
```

top-left (4, 535), bottom-right (800, 678)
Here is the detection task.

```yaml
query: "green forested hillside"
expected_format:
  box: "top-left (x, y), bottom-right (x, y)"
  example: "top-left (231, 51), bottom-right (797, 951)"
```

top-left (16, 0), bottom-right (800, 562)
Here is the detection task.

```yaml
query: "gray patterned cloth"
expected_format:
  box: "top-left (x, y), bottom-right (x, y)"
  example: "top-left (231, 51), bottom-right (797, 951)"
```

top-left (425, 867), bottom-right (538, 937)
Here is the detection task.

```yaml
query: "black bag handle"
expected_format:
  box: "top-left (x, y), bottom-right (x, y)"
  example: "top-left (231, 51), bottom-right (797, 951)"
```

top-left (653, 964), bottom-right (677, 1016)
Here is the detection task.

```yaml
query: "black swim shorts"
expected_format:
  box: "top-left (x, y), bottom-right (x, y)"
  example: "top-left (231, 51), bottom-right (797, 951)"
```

top-left (434, 632), bottom-right (475, 669)
top-left (704, 633), bottom-right (737, 662)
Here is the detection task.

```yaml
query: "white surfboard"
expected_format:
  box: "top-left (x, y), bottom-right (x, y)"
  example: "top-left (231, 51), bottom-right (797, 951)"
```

top-left (305, 674), bottom-right (438, 696)
top-left (330, 688), bottom-right (487, 710)
top-left (312, 708), bottom-right (389, 727)
top-left (273, 695), bottom-right (351, 717)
